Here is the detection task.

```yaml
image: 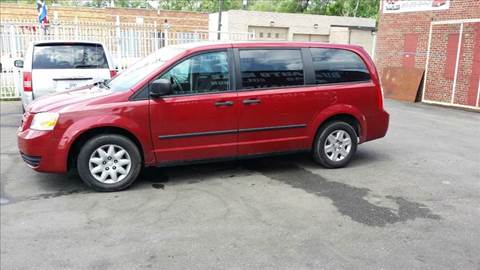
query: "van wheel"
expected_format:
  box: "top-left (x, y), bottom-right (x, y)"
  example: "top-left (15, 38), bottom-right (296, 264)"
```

top-left (312, 121), bottom-right (358, 168)
top-left (77, 134), bottom-right (142, 191)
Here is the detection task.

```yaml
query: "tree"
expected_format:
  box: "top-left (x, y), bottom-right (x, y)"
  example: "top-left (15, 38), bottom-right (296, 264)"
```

top-left (249, 0), bottom-right (310, 13)
top-left (321, 0), bottom-right (379, 18)
top-left (153, 0), bottom-right (242, 12)
top-left (84, 0), bottom-right (110, 7)
top-left (248, 0), bottom-right (378, 19)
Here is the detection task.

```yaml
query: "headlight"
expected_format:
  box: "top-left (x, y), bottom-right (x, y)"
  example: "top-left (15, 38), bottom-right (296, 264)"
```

top-left (30, 112), bottom-right (59, 131)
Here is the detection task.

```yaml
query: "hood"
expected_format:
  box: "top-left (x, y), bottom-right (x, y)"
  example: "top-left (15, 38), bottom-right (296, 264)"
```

top-left (27, 85), bottom-right (120, 113)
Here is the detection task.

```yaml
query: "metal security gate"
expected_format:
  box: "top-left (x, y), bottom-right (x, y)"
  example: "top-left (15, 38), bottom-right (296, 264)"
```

top-left (422, 18), bottom-right (480, 109)
top-left (0, 19), bottom-right (255, 99)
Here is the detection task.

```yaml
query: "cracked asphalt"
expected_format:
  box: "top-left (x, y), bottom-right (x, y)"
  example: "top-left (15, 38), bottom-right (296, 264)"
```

top-left (1, 100), bottom-right (479, 269)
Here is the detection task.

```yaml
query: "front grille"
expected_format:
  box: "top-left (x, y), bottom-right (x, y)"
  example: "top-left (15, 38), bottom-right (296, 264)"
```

top-left (20, 153), bottom-right (41, 167)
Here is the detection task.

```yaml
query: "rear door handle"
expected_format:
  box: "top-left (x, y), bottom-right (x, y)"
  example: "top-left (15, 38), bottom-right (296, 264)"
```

top-left (243, 98), bottom-right (261, 105)
top-left (215, 101), bottom-right (234, 107)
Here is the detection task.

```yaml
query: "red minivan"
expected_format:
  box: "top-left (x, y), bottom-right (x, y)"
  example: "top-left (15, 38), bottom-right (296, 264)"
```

top-left (17, 42), bottom-right (389, 191)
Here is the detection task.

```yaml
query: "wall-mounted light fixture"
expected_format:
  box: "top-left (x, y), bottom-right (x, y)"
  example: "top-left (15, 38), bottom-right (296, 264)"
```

top-left (313, 23), bottom-right (319, 29)
top-left (269, 21), bottom-right (275, 27)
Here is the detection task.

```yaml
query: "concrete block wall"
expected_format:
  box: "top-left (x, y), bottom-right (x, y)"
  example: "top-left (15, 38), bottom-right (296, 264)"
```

top-left (210, 10), bottom-right (377, 55)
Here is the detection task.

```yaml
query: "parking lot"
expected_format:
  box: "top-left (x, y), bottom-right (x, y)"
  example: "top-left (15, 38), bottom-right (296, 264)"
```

top-left (1, 99), bottom-right (479, 269)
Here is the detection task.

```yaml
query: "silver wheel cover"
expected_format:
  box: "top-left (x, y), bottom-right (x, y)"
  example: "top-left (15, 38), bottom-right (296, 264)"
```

top-left (323, 130), bottom-right (352, 162)
top-left (88, 144), bottom-right (132, 184)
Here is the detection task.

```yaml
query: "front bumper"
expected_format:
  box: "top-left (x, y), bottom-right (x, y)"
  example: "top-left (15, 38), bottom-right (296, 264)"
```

top-left (20, 153), bottom-right (41, 167)
top-left (17, 116), bottom-right (68, 173)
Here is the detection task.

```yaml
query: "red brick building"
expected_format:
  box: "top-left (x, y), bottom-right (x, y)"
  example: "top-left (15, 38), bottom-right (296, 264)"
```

top-left (375, 0), bottom-right (480, 109)
top-left (0, 3), bottom-right (208, 32)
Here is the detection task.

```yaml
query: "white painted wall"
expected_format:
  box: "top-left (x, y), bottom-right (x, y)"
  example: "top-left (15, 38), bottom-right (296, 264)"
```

top-left (209, 10), bottom-right (375, 39)
top-left (329, 26), bottom-right (350, 44)
top-left (209, 10), bottom-right (377, 56)
top-left (350, 28), bottom-right (375, 55)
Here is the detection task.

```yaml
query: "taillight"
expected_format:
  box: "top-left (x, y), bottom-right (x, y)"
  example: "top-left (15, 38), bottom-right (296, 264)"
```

top-left (110, 70), bottom-right (117, 78)
top-left (378, 85), bottom-right (385, 110)
top-left (23, 72), bottom-right (32, 92)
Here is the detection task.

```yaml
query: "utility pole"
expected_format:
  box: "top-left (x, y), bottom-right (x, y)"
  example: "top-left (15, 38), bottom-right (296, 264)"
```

top-left (217, 0), bottom-right (224, 40)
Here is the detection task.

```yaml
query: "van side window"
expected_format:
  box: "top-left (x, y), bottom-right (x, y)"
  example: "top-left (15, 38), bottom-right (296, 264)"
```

top-left (239, 49), bottom-right (304, 89)
top-left (160, 51), bottom-right (230, 95)
top-left (310, 48), bottom-right (370, 84)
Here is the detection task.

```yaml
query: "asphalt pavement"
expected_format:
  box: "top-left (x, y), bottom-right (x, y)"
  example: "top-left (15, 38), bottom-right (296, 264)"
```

top-left (1, 99), bottom-right (479, 269)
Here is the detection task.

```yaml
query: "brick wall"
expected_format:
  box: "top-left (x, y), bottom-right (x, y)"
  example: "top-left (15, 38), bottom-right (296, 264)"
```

top-left (424, 23), bottom-right (460, 103)
top-left (375, 0), bottom-right (480, 108)
top-left (0, 3), bottom-right (208, 32)
top-left (455, 22), bottom-right (480, 106)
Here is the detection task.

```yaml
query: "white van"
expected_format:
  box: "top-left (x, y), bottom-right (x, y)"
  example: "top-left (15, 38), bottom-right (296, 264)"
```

top-left (14, 41), bottom-right (116, 110)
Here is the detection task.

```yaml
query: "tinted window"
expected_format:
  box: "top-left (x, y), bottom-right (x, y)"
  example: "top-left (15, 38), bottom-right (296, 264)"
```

top-left (239, 49), bottom-right (304, 89)
top-left (33, 44), bottom-right (108, 69)
top-left (310, 48), bottom-right (370, 84)
top-left (160, 51), bottom-right (230, 95)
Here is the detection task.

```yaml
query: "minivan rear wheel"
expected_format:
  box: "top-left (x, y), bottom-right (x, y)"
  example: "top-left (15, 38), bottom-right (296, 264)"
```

top-left (77, 134), bottom-right (142, 191)
top-left (312, 121), bottom-right (358, 168)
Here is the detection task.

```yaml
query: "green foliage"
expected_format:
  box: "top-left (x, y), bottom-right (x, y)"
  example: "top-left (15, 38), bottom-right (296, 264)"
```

top-left (2, 0), bottom-right (379, 19)
top-left (249, 0), bottom-right (309, 13)
top-left (321, 0), bottom-right (379, 19)
top-left (248, 0), bottom-right (378, 18)
top-left (0, 0), bottom-right (36, 4)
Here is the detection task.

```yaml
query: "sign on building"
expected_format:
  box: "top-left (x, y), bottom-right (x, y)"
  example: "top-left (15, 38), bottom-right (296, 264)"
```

top-left (382, 0), bottom-right (450, 13)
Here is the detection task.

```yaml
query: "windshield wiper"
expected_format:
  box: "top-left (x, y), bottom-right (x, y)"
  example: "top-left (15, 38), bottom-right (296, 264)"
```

top-left (93, 79), bottom-right (110, 89)
top-left (74, 64), bottom-right (99, 69)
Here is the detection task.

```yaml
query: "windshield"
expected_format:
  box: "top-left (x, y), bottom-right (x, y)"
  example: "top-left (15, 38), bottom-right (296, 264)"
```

top-left (108, 46), bottom-right (186, 92)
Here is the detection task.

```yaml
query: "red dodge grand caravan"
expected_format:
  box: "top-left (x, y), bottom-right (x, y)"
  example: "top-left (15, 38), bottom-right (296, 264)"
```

top-left (18, 42), bottom-right (389, 191)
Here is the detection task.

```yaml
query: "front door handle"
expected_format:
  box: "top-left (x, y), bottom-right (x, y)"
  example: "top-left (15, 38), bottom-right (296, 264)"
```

top-left (215, 101), bottom-right (234, 107)
top-left (243, 98), bottom-right (261, 105)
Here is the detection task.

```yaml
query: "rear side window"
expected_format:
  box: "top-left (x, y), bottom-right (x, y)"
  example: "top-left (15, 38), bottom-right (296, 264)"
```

top-left (239, 49), bottom-right (304, 89)
top-left (32, 44), bottom-right (108, 69)
top-left (310, 48), bottom-right (370, 84)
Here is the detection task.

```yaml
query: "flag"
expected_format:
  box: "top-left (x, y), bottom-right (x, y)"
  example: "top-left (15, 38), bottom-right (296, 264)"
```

top-left (37, 0), bottom-right (48, 24)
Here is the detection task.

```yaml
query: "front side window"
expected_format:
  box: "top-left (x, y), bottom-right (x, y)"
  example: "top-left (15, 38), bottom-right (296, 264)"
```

top-left (107, 46), bottom-right (185, 92)
top-left (310, 48), bottom-right (371, 84)
top-left (160, 51), bottom-right (230, 95)
top-left (239, 49), bottom-right (304, 89)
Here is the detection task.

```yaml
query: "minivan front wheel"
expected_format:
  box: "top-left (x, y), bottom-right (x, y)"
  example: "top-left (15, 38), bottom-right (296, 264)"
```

top-left (77, 134), bottom-right (142, 191)
top-left (313, 121), bottom-right (358, 168)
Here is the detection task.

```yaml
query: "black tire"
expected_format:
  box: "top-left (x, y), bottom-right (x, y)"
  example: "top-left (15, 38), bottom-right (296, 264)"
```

top-left (312, 121), bottom-right (358, 168)
top-left (77, 134), bottom-right (142, 191)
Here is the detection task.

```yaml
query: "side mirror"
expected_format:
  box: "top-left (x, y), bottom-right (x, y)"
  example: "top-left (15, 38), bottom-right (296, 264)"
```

top-left (14, 60), bottom-right (24, 68)
top-left (150, 78), bottom-right (172, 98)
